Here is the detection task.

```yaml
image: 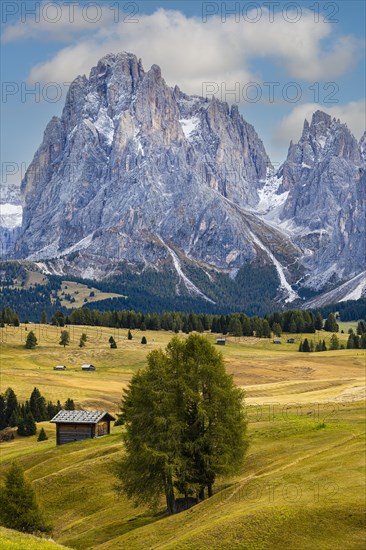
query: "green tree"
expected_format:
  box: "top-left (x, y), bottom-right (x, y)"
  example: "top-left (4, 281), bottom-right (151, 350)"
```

top-left (314, 312), bottom-right (323, 331)
top-left (228, 316), bottom-right (242, 337)
top-left (79, 336), bottom-right (85, 348)
top-left (51, 311), bottom-right (65, 327)
top-left (29, 388), bottom-right (48, 422)
top-left (0, 395), bottom-right (6, 430)
top-left (17, 412), bottom-right (36, 437)
top-left (262, 320), bottom-right (271, 338)
top-left (64, 398), bottom-right (75, 410)
top-left (59, 330), bottom-right (70, 348)
top-left (0, 463), bottom-right (50, 533)
top-left (324, 313), bottom-right (339, 332)
top-left (115, 335), bottom-right (248, 514)
top-left (25, 331), bottom-right (37, 350)
top-left (141, 336), bottom-right (147, 345)
top-left (289, 319), bottom-right (297, 333)
top-left (329, 334), bottom-right (339, 350)
top-left (128, 330), bottom-right (133, 340)
top-left (360, 333), bottom-right (366, 349)
top-left (4, 388), bottom-right (18, 427)
top-left (8, 409), bottom-right (21, 428)
top-left (41, 310), bottom-right (48, 324)
top-left (37, 428), bottom-right (48, 441)
top-left (109, 335), bottom-right (117, 348)
top-left (272, 323), bottom-right (282, 337)
top-left (356, 320), bottom-right (366, 335)
top-left (302, 338), bottom-right (310, 352)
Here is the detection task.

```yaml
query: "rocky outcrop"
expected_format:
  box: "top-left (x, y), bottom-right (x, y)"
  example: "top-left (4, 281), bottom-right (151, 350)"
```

top-left (277, 111), bottom-right (365, 289)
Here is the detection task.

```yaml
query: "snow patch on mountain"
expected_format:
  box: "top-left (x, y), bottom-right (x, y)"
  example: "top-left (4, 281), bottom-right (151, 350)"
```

top-left (256, 173), bottom-right (288, 216)
top-left (0, 204), bottom-right (22, 229)
top-left (94, 107), bottom-right (115, 145)
top-left (179, 117), bottom-right (200, 140)
top-left (62, 233), bottom-right (95, 256)
top-left (158, 236), bottom-right (215, 303)
top-left (247, 229), bottom-right (299, 303)
top-left (305, 271), bottom-right (366, 309)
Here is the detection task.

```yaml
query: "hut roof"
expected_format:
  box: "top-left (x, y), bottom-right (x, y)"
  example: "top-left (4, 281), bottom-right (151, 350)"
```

top-left (50, 410), bottom-right (115, 424)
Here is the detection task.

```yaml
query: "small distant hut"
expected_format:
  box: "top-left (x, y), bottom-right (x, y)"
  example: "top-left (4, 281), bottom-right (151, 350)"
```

top-left (81, 364), bottom-right (96, 371)
top-left (287, 338), bottom-right (295, 344)
top-left (53, 365), bottom-right (67, 370)
top-left (273, 339), bottom-right (281, 344)
top-left (50, 410), bottom-right (115, 445)
top-left (216, 338), bottom-right (226, 346)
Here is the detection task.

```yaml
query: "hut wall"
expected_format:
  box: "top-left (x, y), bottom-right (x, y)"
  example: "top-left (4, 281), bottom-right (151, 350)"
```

top-left (57, 423), bottom-right (93, 445)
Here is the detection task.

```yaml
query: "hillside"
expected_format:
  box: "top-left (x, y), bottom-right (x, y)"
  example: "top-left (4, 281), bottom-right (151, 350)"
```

top-left (0, 527), bottom-right (68, 549)
top-left (0, 325), bottom-right (365, 548)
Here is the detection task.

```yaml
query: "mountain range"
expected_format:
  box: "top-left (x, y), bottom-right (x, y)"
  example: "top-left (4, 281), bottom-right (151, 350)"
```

top-left (1, 52), bottom-right (365, 313)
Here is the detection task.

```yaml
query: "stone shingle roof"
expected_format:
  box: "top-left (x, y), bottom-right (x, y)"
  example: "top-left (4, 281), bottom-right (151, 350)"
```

top-left (50, 410), bottom-right (115, 424)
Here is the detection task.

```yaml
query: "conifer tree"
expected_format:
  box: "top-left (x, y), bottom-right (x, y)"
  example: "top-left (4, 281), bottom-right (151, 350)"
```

top-left (64, 398), bottom-right (75, 410)
top-left (4, 388), bottom-right (18, 427)
top-left (29, 388), bottom-right (48, 422)
top-left (314, 312), bottom-right (323, 331)
top-left (0, 395), bottom-right (6, 430)
top-left (272, 323), bottom-right (282, 337)
top-left (59, 330), bottom-right (70, 348)
top-left (0, 463), bottom-right (50, 533)
top-left (141, 336), bottom-right (147, 345)
top-left (329, 334), bottom-right (340, 350)
top-left (37, 428), bottom-right (48, 441)
top-left (302, 338), bottom-right (310, 352)
top-left (324, 313), bottom-right (339, 332)
top-left (17, 412), bottom-right (36, 437)
top-left (128, 330), bottom-right (133, 340)
top-left (25, 331), bottom-right (37, 349)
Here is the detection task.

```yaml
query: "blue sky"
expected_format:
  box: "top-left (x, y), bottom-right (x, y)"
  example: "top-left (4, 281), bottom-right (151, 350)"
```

top-left (1, 0), bottom-right (365, 185)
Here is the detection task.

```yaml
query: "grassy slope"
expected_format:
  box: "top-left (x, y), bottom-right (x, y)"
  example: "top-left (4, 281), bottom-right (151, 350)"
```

top-left (0, 325), bottom-right (365, 548)
top-left (0, 527), bottom-right (68, 549)
top-left (58, 281), bottom-right (125, 309)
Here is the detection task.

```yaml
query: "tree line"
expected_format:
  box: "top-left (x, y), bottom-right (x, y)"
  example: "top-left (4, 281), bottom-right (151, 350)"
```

top-left (0, 387), bottom-right (75, 438)
top-left (2, 305), bottom-right (365, 341)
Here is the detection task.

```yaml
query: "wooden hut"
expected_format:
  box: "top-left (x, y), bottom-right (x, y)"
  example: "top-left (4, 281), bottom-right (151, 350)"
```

top-left (50, 410), bottom-right (115, 445)
top-left (81, 364), bottom-right (96, 371)
top-left (53, 365), bottom-right (67, 370)
top-left (216, 338), bottom-right (226, 345)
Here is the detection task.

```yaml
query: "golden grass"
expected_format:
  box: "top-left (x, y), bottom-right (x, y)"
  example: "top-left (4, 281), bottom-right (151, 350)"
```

top-left (0, 324), bottom-right (365, 548)
top-left (58, 281), bottom-right (125, 309)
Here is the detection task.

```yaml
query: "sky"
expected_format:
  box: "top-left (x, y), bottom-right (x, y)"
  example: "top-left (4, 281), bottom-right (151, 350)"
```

top-left (1, 0), bottom-right (365, 186)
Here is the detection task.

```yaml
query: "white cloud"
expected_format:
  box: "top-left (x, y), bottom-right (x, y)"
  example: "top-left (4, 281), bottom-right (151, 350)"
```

top-left (2, 2), bottom-right (114, 42)
top-left (273, 100), bottom-right (366, 148)
top-left (9, 7), bottom-right (359, 96)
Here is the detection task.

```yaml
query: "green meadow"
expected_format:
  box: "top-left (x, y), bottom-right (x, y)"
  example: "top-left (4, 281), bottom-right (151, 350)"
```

top-left (0, 324), bottom-right (365, 548)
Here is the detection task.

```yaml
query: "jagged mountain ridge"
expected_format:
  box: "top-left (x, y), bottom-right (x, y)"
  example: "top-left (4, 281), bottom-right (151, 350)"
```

top-left (5, 52), bottom-right (366, 307)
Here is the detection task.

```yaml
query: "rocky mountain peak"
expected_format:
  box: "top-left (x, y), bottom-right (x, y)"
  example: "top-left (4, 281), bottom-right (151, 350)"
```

top-left (2, 53), bottom-right (364, 309)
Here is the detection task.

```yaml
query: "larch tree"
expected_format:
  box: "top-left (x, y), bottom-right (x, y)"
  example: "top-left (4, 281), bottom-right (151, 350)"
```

top-left (115, 335), bottom-right (248, 514)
